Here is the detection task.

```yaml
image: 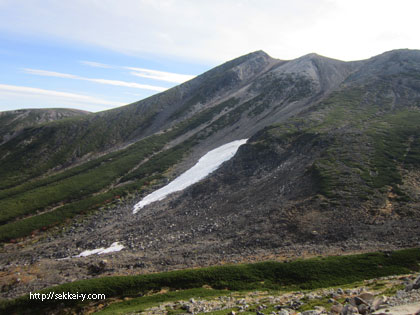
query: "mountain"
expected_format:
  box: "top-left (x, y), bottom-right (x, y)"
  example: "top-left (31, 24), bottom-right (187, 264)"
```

top-left (1, 49), bottom-right (420, 299)
top-left (0, 108), bottom-right (89, 145)
top-left (0, 50), bottom-right (354, 234)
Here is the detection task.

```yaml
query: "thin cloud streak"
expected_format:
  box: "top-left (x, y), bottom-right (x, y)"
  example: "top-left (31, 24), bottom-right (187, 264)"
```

top-left (80, 60), bottom-right (195, 84)
top-left (23, 68), bottom-right (79, 79)
top-left (23, 68), bottom-right (167, 92)
top-left (127, 67), bottom-right (196, 83)
top-left (79, 60), bottom-right (114, 68)
top-left (0, 83), bottom-right (123, 107)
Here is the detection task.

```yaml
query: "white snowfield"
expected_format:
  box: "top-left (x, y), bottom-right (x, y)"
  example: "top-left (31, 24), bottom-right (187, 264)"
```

top-left (133, 139), bottom-right (248, 214)
top-left (74, 242), bottom-right (124, 257)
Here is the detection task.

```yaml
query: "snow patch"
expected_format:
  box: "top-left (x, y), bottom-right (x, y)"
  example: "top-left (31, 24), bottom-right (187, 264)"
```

top-left (74, 242), bottom-right (124, 257)
top-left (133, 139), bottom-right (248, 214)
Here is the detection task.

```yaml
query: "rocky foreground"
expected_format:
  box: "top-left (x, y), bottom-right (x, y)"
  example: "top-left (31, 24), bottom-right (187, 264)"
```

top-left (111, 274), bottom-right (420, 315)
top-left (1, 193), bottom-right (418, 300)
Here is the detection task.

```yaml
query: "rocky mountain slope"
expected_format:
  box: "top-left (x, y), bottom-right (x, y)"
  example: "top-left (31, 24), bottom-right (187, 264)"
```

top-left (0, 108), bottom-right (89, 145)
top-left (1, 49), bottom-right (420, 299)
top-left (0, 50), bottom-right (356, 241)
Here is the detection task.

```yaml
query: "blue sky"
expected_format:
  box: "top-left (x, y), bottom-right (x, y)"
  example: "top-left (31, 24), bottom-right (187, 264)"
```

top-left (0, 0), bottom-right (419, 112)
top-left (0, 33), bottom-right (207, 112)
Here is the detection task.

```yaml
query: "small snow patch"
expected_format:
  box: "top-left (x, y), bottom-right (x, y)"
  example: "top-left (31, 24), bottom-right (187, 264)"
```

top-left (74, 242), bottom-right (124, 257)
top-left (133, 139), bottom-right (248, 213)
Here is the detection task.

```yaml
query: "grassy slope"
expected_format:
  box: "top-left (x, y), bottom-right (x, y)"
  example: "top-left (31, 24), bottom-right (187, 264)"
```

top-left (0, 108), bottom-right (89, 140)
top-left (0, 52), bottom-right (265, 191)
top-left (258, 74), bottom-right (420, 206)
top-left (0, 98), bottom-right (240, 242)
top-left (1, 248), bottom-right (419, 314)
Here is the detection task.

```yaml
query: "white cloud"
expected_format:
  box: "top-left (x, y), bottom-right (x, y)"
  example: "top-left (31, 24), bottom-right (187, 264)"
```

top-left (0, 1), bottom-right (419, 62)
top-left (0, 83), bottom-right (124, 110)
top-left (23, 68), bottom-right (167, 92)
top-left (79, 60), bottom-right (114, 68)
top-left (80, 61), bottom-right (195, 84)
top-left (127, 67), bottom-right (195, 83)
top-left (23, 68), bottom-right (79, 79)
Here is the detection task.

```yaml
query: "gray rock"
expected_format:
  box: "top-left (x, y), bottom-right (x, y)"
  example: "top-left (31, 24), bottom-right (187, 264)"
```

top-left (358, 292), bottom-right (374, 304)
top-left (354, 296), bottom-right (369, 306)
top-left (330, 303), bottom-right (343, 314)
top-left (371, 296), bottom-right (387, 311)
top-left (87, 260), bottom-right (107, 274)
top-left (412, 275), bottom-right (420, 289)
top-left (347, 297), bottom-right (357, 307)
top-left (306, 293), bottom-right (315, 300)
top-left (301, 311), bottom-right (318, 315)
top-left (357, 303), bottom-right (369, 314)
top-left (341, 304), bottom-right (359, 315)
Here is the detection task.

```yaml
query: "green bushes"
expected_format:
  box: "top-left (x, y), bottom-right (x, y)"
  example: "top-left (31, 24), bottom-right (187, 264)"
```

top-left (2, 248), bottom-right (419, 314)
top-left (0, 134), bottom-right (167, 225)
top-left (0, 97), bottom-right (244, 241)
top-left (366, 110), bottom-right (420, 191)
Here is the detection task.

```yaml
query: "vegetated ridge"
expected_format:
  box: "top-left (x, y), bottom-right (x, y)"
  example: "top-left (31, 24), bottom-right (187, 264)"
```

top-left (0, 108), bottom-right (90, 145)
top-left (0, 49), bottom-right (420, 301)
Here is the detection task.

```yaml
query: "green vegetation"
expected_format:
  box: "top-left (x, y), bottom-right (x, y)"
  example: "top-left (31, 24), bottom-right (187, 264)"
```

top-left (96, 288), bottom-right (228, 315)
top-left (0, 188), bottom-right (121, 241)
top-left (382, 284), bottom-right (406, 296)
top-left (298, 296), bottom-right (333, 312)
top-left (0, 135), bottom-right (180, 241)
top-left (1, 248), bottom-right (418, 314)
top-left (366, 110), bottom-right (420, 190)
top-left (0, 134), bottom-right (167, 224)
top-left (260, 78), bottom-right (420, 203)
top-left (0, 100), bottom-right (165, 190)
top-left (0, 97), bottom-right (245, 242)
top-left (247, 74), bottom-right (314, 118)
top-left (0, 108), bottom-right (89, 143)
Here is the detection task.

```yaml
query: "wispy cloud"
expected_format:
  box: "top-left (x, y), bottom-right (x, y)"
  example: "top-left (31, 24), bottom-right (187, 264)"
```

top-left (81, 61), bottom-right (195, 84)
top-left (23, 68), bottom-right (167, 92)
top-left (127, 67), bottom-right (195, 83)
top-left (0, 83), bottom-right (123, 107)
top-left (79, 60), bottom-right (114, 68)
top-left (23, 69), bottom-right (78, 79)
top-left (1, 0), bottom-right (419, 62)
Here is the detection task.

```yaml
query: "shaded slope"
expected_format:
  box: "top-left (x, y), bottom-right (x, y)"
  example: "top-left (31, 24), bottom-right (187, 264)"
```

top-left (0, 108), bottom-right (89, 145)
top-left (125, 49), bottom-right (420, 256)
top-left (2, 49), bottom-right (420, 301)
top-left (0, 51), bottom-right (276, 188)
top-left (0, 51), bottom-right (356, 241)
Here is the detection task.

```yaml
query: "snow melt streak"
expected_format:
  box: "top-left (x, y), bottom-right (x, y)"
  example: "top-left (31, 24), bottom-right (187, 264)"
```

top-left (133, 139), bottom-right (248, 213)
top-left (75, 242), bottom-right (124, 257)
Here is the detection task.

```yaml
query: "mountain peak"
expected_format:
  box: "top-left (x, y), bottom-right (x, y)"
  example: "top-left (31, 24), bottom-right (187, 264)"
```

top-left (248, 50), bottom-right (270, 58)
top-left (300, 52), bottom-right (322, 59)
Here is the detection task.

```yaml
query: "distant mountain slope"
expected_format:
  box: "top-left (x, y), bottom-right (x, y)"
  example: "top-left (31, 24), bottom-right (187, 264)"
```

top-left (0, 51), bottom-right (277, 188)
top-left (2, 49), bottom-right (420, 300)
top-left (133, 49), bottom-right (420, 254)
top-left (0, 108), bottom-right (89, 145)
top-left (0, 50), bottom-right (358, 241)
